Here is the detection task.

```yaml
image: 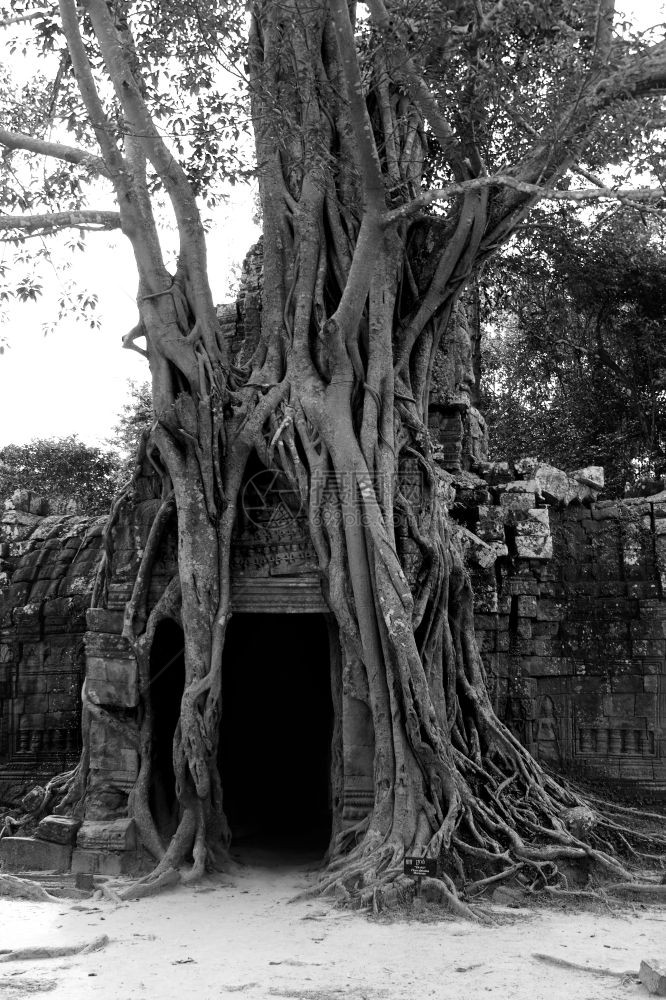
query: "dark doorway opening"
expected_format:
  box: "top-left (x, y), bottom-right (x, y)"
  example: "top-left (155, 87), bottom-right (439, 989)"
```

top-left (149, 618), bottom-right (185, 841)
top-left (220, 613), bottom-right (333, 857)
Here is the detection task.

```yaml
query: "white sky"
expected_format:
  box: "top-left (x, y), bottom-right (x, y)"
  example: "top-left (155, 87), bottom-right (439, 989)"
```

top-left (0, 1), bottom-right (662, 450)
top-left (0, 191), bottom-right (260, 448)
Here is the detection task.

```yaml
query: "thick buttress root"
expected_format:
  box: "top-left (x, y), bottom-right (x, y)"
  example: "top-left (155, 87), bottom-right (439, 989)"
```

top-left (303, 522), bottom-right (666, 914)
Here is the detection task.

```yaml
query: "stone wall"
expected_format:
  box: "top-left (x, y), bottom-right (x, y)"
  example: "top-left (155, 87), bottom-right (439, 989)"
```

top-left (0, 491), bottom-right (104, 802)
top-left (459, 463), bottom-right (666, 795)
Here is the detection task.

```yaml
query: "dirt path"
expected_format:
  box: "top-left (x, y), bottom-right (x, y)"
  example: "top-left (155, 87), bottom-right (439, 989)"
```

top-left (0, 852), bottom-right (664, 1000)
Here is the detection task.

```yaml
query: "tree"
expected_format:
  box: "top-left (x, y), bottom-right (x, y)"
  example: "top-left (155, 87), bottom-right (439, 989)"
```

top-left (0, 436), bottom-right (120, 514)
top-left (481, 210), bottom-right (666, 496)
top-left (109, 379), bottom-right (153, 480)
top-left (2, 0), bottom-right (666, 908)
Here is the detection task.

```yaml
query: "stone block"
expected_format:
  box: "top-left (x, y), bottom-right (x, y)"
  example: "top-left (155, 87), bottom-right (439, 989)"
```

top-left (532, 465), bottom-right (583, 505)
top-left (23, 693), bottom-right (48, 714)
top-left (71, 848), bottom-right (138, 876)
top-left (472, 580), bottom-right (499, 613)
top-left (507, 578), bottom-right (539, 596)
top-left (86, 655), bottom-right (138, 708)
top-left (591, 502), bottom-right (620, 520)
top-left (642, 955), bottom-right (666, 991)
top-left (631, 620), bottom-right (664, 640)
top-left (48, 691), bottom-right (76, 713)
top-left (84, 630), bottom-right (132, 659)
top-left (475, 631), bottom-right (496, 652)
top-left (459, 527), bottom-right (506, 570)
top-left (496, 632), bottom-right (510, 652)
top-left (626, 584), bottom-right (660, 599)
top-left (476, 506), bottom-right (506, 542)
top-left (35, 815), bottom-right (81, 845)
top-left (483, 461), bottom-right (513, 483)
top-left (76, 818), bottom-right (136, 852)
top-left (500, 492), bottom-right (536, 510)
top-left (0, 836), bottom-right (72, 873)
top-left (571, 466), bottom-right (604, 491)
top-left (635, 692), bottom-right (657, 716)
top-left (633, 640), bottom-right (665, 658)
top-left (86, 608), bottom-right (125, 634)
top-left (535, 599), bottom-right (562, 622)
top-left (520, 657), bottom-right (562, 677)
top-left (512, 509), bottom-right (552, 560)
top-left (513, 457), bottom-right (539, 478)
top-left (533, 620), bottom-right (559, 637)
top-left (516, 596), bottom-right (537, 617)
top-left (653, 536), bottom-right (666, 587)
top-left (640, 601), bottom-right (666, 620)
top-left (516, 618), bottom-right (532, 639)
top-left (602, 694), bottom-right (636, 716)
top-left (611, 675), bottom-right (643, 694)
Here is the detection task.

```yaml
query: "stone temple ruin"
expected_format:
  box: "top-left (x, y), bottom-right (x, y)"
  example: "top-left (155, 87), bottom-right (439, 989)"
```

top-left (0, 248), bottom-right (665, 874)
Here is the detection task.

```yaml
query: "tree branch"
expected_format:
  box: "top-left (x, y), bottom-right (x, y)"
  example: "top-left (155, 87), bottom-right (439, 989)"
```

top-left (83, 0), bottom-right (222, 362)
top-left (384, 175), bottom-right (666, 225)
top-left (57, 0), bottom-right (126, 179)
top-left (58, 0), bottom-right (172, 296)
top-left (0, 129), bottom-right (109, 177)
top-left (0, 11), bottom-right (47, 27)
top-left (365, 0), bottom-right (464, 174)
top-left (0, 210), bottom-right (121, 234)
top-left (329, 0), bottom-right (384, 210)
top-left (488, 24), bottom-right (666, 225)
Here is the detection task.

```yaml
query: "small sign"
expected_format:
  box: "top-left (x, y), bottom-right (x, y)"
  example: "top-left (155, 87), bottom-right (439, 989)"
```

top-left (403, 856), bottom-right (437, 878)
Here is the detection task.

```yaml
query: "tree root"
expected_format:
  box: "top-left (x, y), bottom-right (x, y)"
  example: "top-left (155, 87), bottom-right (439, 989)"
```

top-left (115, 867), bottom-right (180, 900)
top-left (0, 935), bottom-right (109, 962)
top-left (0, 875), bottom-right (61, 903)
top-left (419, 876), bottom-right (487, 921)
top-left (604, 881), bottom-right (666, 902)
top-left (532, 953), bottom-right (636, 979)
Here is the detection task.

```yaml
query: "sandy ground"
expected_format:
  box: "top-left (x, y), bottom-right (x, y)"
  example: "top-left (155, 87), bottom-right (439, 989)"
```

top-left (0, 850), bottom-right (665, 1000)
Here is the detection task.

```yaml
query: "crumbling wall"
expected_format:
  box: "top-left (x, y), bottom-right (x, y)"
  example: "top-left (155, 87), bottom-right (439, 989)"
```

top-left (459, 462), bottom-right (666, 795)
top-left (0, 491), bottom-right (103, 803)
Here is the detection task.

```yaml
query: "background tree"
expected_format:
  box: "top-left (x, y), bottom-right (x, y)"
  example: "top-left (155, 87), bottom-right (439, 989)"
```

top-left (0, 435), bottom-right (120, 514)
top-left (481, 210), bottom-right (666, 496)
top-left (109, 379), bottom-right (153, 479)
top-left (2, 0), bottom-right (666, 908)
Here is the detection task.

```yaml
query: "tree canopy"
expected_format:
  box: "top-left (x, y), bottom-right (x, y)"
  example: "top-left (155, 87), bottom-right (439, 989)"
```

top-left (0, 435), bottom-right (120, 513)
top-left (2, 0), bottom-right (666, 909)
top-left (481, 209), bottom-right (666, 495)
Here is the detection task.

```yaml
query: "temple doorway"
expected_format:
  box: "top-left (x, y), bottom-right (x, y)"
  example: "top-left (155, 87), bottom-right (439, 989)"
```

top-left (220, 612), bottom-right (333, 856)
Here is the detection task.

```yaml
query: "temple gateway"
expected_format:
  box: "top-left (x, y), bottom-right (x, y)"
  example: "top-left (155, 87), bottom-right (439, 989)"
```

top-left (1, 256), bottom-right (665, 874)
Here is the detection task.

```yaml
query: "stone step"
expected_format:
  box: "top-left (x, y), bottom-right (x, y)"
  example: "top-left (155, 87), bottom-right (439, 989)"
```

top-left (0, 835), bottom-right (71, 874)
top-left (12, 870), bottom-right (91, 899)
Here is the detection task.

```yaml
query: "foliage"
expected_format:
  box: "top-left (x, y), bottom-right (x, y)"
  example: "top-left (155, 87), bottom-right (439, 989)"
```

top-left (481, 210), bottom-right (666, 495)
top-left (0, 435), bottom-right (121, 514)
top-left (109, 379), bottom-right (152, 479)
